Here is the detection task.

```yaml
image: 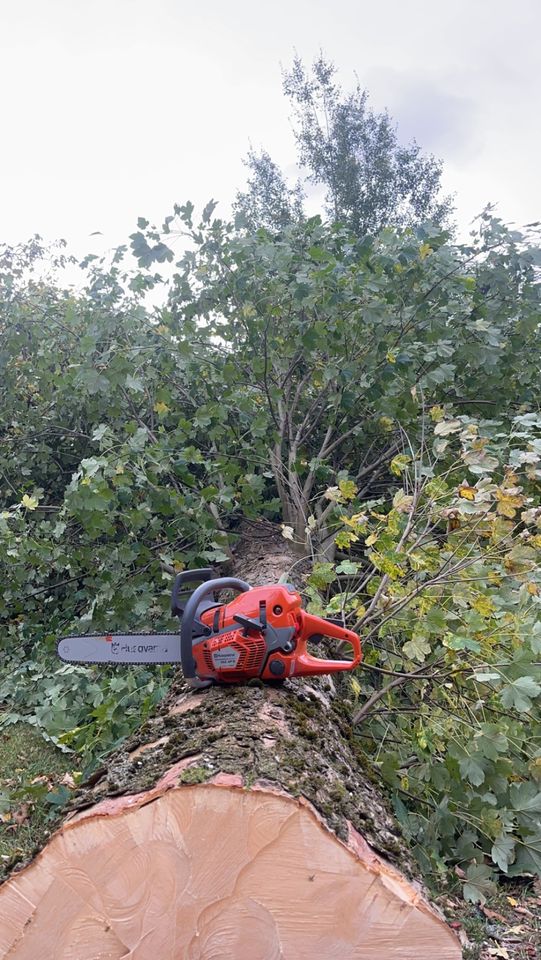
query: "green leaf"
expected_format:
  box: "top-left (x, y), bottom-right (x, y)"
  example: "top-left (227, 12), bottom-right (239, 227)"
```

top-left (462, 863), bottom-right (497, 904)
top-left (202, 199), bottom-right (218, 223)
top-left (201, 548), bottom-right (229, 562)
top-left (45, 785), bottom-right (71, 807)
top-left (80, 457), bottom-right (103, 478)
top-left (335, 560), bottom-right (360, 575)
top-left (92, 424), bottom-right (109, 442)
top-left (445, 635), bottom-right (481, 653)
top-left (510, 781), bottom-right (541, 815)
top-left (500, 676), bottom-right (541, 713)
top-left (308, 562), bottom-right (337, 590)
top-left (459, 755), bottom-right (486, 787)
top-left (491, 834), bottom-right (515, 872)
top-left (125, 375), bottom-right (145, 393)
top-left (402, 635), bottom-right (431, 663)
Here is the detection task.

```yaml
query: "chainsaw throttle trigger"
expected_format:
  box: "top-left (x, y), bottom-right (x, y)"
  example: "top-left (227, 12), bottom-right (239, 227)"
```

top-left (180, 577), bottom-right (251, 687)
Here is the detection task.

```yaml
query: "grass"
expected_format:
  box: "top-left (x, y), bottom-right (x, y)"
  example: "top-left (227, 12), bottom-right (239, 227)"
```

top-left (0, 723), bottom-right (75, 875)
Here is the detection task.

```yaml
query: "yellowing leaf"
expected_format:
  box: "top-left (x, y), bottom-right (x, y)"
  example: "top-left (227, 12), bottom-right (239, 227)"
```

top-left (390, 454), bottom-right (411, 476)
top-left (393, 490), bottom-right (414, 513)
top-left (527, 582), bottom-right (539, 596)
top-left (458, 485), bottom-right (476, 501)
top-left (355, 603), bottom-right (367, 618)
top-left (370, 551), bottom-right (405, 580)
top-left (341, 512), bottom-right (368, 529)
top-left (386, 350), bottom-right (397, 364)
top-left (528, 757), bottom-right (541, 782)
top-left (429, 405), bottom-right (444, 422)
top-left (379, 416), bottom-right (394, 432)
top-left (504, 469), bottom-right (520, 485)
top-left (20, 494), bottom-right (39, 510)
top-left (338, 479), bottom-right (358, 501)
top-left (472, 595), bottom-right (495, 617)
top-left (350, 676), bottom-right (361, 698)
top-left (419, 243), bottom-right (432, 259)
top-left (434, 418), bottom-right (462, 436)
top-left (403, 635), bottom-right (431, 662)
top-left (365, 532), bottom-right (378, 547)
top-left (495, 488), bottom-right (525, 518)
top-left (490, 517), bottom-right (514, 543)
top-left (281, 524), bottom-right (294, 541)
top-left (334, 530), bottom-right (357, 549)
top-left (153, 401), bottom-right (170, 415)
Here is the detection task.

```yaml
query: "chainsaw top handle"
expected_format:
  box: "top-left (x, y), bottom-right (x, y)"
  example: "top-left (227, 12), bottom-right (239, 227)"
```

top-left (180, 576), bottom-right (251, 686)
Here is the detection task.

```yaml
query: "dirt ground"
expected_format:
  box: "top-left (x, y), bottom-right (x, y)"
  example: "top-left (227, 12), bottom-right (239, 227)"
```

top-left (438, 881), bottom-right (541, 959)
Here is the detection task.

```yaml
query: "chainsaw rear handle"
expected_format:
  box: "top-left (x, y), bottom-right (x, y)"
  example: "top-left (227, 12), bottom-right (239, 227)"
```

top-left (181, 577), bottom-right (251, 686)
top-left (171, 568), bottom-right (216, 617)
top-left (294, 611), bottom-right (362, 676)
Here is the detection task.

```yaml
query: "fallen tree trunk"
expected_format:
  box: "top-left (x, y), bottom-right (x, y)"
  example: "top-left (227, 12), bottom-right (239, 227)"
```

top-left (0, 522), bottom-right (460, 959)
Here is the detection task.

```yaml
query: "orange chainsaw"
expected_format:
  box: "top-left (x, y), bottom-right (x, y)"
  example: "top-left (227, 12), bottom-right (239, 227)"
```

top-left (58, 569), bottom-right (362, 689)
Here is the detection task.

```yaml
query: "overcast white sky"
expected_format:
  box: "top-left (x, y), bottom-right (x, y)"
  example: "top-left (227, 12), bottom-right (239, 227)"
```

top-left (1, 0), bottom-right (539, 257)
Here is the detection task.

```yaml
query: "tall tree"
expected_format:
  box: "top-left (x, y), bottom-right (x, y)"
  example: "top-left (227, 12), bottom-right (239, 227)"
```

top-left (234, 148), bottom-right (304, 232)
top-left (235, 54), bottom-right (453, 235)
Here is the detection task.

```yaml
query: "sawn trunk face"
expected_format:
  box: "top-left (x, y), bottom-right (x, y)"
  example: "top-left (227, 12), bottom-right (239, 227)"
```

top-left (0, 522), bottom-right (461, 959)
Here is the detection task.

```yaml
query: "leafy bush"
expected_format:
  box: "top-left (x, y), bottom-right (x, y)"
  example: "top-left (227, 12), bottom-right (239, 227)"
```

top-left (302, 408), bottom-right (541, 896)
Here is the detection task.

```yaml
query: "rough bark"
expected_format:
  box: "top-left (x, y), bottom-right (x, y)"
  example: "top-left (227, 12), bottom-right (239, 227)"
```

top-left (0, 522), bottom-right (461, 959)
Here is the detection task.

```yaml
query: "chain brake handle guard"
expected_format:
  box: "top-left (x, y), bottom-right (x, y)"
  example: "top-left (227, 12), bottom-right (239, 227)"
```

top-left (292, 611), bottom-right (362, 677)
top-left (171, 568), bottom-right (218, 617)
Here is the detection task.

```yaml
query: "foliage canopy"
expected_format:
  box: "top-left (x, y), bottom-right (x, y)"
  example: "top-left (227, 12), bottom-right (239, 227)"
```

top-left (1, 205), bottom-right (540, 897)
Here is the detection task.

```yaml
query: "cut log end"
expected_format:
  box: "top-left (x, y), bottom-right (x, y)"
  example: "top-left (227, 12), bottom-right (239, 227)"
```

top-left (0, 776), bottom-right (460, 960)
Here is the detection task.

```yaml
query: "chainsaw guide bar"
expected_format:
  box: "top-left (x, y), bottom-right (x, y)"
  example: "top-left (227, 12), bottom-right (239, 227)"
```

top-left (57, 633), bottom-right (181, 666)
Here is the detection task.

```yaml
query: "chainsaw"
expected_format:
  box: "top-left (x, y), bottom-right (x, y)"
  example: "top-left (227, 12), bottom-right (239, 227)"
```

top-left (57, 568), bottom-right (362, 688)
